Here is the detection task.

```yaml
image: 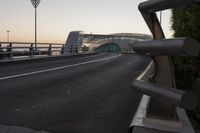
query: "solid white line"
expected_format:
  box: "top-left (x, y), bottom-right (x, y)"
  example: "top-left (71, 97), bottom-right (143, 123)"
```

top-left (0, 54), bottom-right (121, 81)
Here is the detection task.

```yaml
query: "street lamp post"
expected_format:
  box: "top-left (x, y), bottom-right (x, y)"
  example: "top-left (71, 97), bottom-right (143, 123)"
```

top-left (30, 0), bottom-right (41, 49)
top-left (6, 30), bottom-right (10, 43)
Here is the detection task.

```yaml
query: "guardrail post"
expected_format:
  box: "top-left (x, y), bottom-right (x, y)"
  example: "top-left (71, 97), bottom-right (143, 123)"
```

top-left (35, 43), bottom-right (38, 54)
top-left (0, 43), bottom-right (2, 52)
top-left (48, 44), bottom-right (52, 56)
top-left (70, 45), bottom-right (72, 53)
top-left (0, 43), bottom-right (3, 58)
top-left (30, 43), bottom-right (34, 56)
top-left (76, 46), bottom-right (78, 53)
top-left (7, 43), bottom-right (13, 58)
top-left (61, 44), bottom-right (64, 55)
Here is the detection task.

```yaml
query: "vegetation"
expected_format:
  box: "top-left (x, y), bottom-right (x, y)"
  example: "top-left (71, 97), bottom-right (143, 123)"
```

top-left (171, 3), bottom-right (200, 129)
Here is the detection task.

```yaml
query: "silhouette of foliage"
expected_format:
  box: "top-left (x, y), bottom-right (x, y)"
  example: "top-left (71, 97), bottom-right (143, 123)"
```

top-left (171, 3), bottom-right (200, 129)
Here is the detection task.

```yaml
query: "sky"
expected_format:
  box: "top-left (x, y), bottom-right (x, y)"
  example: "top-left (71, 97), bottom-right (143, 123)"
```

top-left (0, 0), bottom-right (173, 43)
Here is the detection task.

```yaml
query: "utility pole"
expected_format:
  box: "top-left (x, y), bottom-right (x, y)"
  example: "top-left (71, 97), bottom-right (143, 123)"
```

top-left (30, 0), bottom-right (41, 49)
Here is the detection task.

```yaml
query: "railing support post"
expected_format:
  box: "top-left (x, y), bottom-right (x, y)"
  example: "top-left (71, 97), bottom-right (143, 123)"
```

top-left (30, 43), bottom-right (34, 56)
top-left (7, 43), bottom-right (13, 58)
top-left (35, 43), bottom-right (38, 54)
top-left (48, 44), bottom-right (52, 56)
top-left (61, 44), bottom-right (64, 55)
top-left (0, 43), bottom-right (2, 58)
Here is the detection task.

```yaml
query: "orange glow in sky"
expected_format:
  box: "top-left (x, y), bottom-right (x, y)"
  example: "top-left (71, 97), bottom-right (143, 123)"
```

top-left (0, 0), bottom-right (173, 43)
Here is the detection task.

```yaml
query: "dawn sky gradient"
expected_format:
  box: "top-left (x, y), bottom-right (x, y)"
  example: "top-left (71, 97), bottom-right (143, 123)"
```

top-left (0, 0), bottom-right (173, 43)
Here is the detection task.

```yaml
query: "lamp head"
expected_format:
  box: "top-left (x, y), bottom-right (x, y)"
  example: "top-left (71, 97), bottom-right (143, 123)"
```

top-left (31, 0), bottom-right (41, 8)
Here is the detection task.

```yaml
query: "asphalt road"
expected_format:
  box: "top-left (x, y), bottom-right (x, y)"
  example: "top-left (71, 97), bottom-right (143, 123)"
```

top-left (0, 53), bottom-right (150, 133)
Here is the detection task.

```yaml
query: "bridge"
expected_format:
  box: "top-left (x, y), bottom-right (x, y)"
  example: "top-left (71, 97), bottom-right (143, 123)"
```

top-left (0, 0), bottom-right (200, 133)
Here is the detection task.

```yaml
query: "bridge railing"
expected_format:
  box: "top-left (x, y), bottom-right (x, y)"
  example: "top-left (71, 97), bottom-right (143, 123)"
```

top-left (121, 48), bottom-right (135, 54)
top-left (0, 42), bottom-right (64, 58)
top-left (130, 0), bottom-right (200, 133)
top-left (64, 44), bottom-right (83, 54)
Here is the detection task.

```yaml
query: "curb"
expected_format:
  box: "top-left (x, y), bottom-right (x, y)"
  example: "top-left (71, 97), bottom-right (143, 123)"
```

top-left (0, 52), bottom-right (98, 65)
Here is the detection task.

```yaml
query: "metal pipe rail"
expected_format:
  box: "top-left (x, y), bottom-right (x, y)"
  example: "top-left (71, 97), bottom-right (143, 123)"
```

top-left (0, 42), bottom-right (64, 58)
top-left (130, 0), bottom-right (200, 133)
top-left (132, 80), bottom-right (196, 110)
top-left (138, 0), bottom-right (200, 39)
top-left (138, 0), bottom-right (199, 13)
top-left (0, 47), bottom-right (63, 49)
top-left (0, 42), bottom-right (63, 45)
top-left (134, 38), bottom-right (200, 56)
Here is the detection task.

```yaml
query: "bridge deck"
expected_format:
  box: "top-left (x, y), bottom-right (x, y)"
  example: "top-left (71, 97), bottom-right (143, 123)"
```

top-left (0, 53), bottom-right (151, 133)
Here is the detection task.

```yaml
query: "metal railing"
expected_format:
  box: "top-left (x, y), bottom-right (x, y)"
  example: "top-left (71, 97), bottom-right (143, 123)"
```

top-left (121, 48), bottom-right (135, 54)
top-left (130, 0), bottom-right (200, 133)
top-left (64, 44), bottom-right (83, 54)
top-left (0, 42), bottom-right (64, 58)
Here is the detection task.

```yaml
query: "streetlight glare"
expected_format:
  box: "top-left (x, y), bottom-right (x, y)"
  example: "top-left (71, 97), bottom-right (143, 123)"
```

top-left (31, 0), bottom-right (41, 8)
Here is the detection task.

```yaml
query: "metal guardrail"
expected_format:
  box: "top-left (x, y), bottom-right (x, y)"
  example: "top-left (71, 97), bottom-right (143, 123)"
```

top-left (132, 80), bottom-right (196, 110)
top-left (130, 0), bottom-right (200, 133)
top-left (121, 48), bottom-right (135, 54)
top-left (134, 38), bottom-right (200, 56)
top-left (0, 42), bottom-right (64, 58)
top-left (64, 44), bottom-right (83, 54)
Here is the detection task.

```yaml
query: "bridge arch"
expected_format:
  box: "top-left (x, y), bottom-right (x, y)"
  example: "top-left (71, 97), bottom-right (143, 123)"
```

top-left (64, 31), bottom-right (152, 54)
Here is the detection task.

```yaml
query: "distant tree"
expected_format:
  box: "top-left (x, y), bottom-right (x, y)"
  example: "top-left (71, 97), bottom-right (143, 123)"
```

top-left (171, 4), bottom-right (200, 89)
top-left (171, 3), bottom-right (200, 128)
top-left (172, 4), bottom-right (200, 41)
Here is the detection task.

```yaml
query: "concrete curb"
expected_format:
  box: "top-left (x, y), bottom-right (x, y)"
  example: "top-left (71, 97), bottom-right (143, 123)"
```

top-left (0, 52), bottom-right (98, 65)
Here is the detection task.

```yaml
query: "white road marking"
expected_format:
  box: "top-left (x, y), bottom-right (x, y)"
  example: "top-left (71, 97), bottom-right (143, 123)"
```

top-left (0, 54), bottom-right (121, 81)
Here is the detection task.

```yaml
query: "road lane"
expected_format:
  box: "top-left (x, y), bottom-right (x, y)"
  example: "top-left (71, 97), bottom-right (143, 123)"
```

top-left (0, 53), bottom-right (110, 78)
top-left (0, 54), bottom-right (121, 81)
top-left (0, 53), bottom-right (151, 133)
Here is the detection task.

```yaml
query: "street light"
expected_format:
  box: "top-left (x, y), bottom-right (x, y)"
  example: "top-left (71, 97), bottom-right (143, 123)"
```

top-left (6, 30), bottom-right (10, 43)
top-left (30, 0), bottom-right (41, 49)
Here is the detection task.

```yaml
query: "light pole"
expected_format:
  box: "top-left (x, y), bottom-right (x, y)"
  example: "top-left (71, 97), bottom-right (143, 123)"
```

top-left (6, 30), bottom-right (10, 43)
top-left (30, 0), bottom-right (41, 49)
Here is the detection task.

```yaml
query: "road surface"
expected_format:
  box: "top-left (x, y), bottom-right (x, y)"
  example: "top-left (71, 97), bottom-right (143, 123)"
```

top-left (0, 53), bottom-right (150, 133)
